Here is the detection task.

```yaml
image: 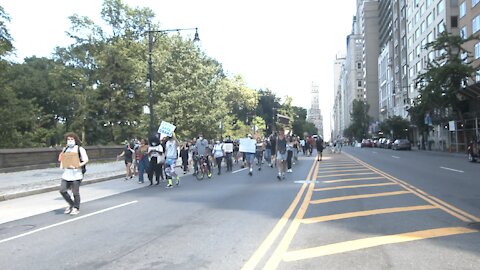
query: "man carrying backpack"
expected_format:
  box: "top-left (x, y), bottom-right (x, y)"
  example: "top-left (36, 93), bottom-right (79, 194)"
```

top-left (59, 132), bottom-right (89, 216)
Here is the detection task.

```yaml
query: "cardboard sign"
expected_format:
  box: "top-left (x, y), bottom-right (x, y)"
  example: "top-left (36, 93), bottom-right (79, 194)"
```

top-left (223, 143), bottom-right (233, 153)
top-left (61, 152), bottom-right (80, 168)
top-left (158, 121), bottom-right (176, 137)
top-left (239, 138), bottom-right (256, 153)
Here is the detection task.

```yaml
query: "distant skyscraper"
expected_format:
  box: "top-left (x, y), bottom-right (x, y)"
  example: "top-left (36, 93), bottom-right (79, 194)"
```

top-left (307, 82), bottom-right (324, 138)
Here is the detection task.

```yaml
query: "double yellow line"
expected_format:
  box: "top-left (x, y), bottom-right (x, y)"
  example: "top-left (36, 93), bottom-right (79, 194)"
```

top-left (241, 160), bottom-right (319, 270)
top-left (344, 153), bottom-right (480, 223)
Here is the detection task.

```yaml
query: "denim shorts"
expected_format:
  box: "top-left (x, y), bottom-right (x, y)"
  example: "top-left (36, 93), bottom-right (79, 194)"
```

top-left (245, 153), bottom-right (255, 163)
top-left (276, 151), bottom-right (287, 161)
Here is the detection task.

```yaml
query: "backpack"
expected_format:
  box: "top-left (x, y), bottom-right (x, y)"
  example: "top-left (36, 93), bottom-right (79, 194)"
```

top-left (63, 146), bottom-right (87, 175)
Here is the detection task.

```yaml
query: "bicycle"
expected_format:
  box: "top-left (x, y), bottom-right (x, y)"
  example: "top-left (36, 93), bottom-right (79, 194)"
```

top-left (194, 155), bottom-right (212, 180)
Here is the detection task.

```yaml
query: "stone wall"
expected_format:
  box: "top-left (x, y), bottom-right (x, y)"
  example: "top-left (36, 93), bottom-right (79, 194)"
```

top-left (0, 146), bottom-right (124, 173)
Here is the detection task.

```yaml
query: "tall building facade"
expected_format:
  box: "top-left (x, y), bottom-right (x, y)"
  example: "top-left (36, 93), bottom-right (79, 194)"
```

top-left (358, 0), bottom-right (381, 120)
top-left (307, 83), bottom-right (324, 138)
top-left (333, 53), bottom-right (346, 139)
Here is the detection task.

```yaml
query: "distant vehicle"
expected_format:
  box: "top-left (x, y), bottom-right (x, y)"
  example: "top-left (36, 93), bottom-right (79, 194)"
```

top-left (378, 138), bottom-right (387, 148)
top-left (467, 140), bottom-right (479, 162)
top-left (385, 139), bottom-right (394, 149)
top-left (392, 139), bottom-right (411, 150)
top-left (361, 139), bottom-right (373, 148)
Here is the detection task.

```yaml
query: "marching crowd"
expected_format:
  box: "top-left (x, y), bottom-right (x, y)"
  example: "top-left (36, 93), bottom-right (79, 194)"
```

top-left (58, 130), bottom-right (325, 215)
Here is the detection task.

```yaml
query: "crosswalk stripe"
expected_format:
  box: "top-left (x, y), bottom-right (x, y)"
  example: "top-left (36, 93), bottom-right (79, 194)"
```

top-left (313, 182), bottom-right (396, 191)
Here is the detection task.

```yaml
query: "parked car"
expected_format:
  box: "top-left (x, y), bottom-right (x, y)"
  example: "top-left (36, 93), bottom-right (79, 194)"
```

top-left (361, 139), bottom-right (373, 148)
top-left (378, 138), bottom-right (387, 148)
top-left (392, 139), bottom-right (412, 150)
top-left (385, 139), bottom-right (394, 149)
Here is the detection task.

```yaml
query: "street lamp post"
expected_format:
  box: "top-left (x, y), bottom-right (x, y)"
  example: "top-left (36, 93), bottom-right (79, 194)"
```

top-left (145, 26), bottom-right (199, 135)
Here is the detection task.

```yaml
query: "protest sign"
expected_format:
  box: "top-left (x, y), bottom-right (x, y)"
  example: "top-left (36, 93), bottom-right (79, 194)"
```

top-left (239, 138), bottom-right (256, 153)
top-left (158, 121), bottom-right (176, 137)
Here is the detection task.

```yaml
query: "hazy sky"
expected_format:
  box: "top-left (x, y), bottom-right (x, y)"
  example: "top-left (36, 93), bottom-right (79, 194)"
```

top-left (2, 0), bottom-right (356, 139)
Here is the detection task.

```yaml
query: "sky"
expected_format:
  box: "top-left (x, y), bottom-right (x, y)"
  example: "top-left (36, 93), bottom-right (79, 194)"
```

top-left (2, 0), bottom-right (356, 140)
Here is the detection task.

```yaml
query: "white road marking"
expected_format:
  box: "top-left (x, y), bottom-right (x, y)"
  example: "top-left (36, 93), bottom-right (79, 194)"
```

top-left (440, 167), bottom-right (464, 173)
top-left (294, 180), bottom-right (319, 184)
top-left (232, 168), bottom-right (248, 174)
top-left (392, 156), bottom-right (400, 159)
top-left (372, 151), bottom-right (378, 154)
top-left (0, 200), bottom-right (138, 244)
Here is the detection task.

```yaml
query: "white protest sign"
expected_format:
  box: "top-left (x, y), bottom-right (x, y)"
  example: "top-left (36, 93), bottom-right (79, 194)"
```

top-left (157, 121), bottom-right (176, 137)
top-left (223, 143), bottom-right (233, 153)
top-left (239, 138), bottom-right (256, 153)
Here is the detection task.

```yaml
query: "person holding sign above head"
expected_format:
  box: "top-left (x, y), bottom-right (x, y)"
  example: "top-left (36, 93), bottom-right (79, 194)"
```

top-left (240, 134), bottom-right (256, 176)
top-left (59, 132), bottom-right (89, 216)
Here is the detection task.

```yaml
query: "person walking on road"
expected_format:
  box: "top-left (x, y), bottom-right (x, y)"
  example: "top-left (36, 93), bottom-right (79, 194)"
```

top-left (213, 140), bottom-right (225, 175)
top-left (59, 132), bottom-right (89, 216)
top-left (164, 134), bottom-right (180, 188)
top-left (286, 136), bottom-right (294, 173)
top-left (180, 141), bottom-right (190, 174)
top-left (148, 136), bottom-right (165, 186)
top-left (276, 128), bottom-right (287, 180)
top-left (316, 136), bottom-right (324, 161)
top-left (255, 137), bottom-right (265, 171)
top-left (223, 135), bottom-right (234, 172)
top-left (136, 138), bottom-right (149, 184)
top-left (117, 141), bottom-right (135, 180)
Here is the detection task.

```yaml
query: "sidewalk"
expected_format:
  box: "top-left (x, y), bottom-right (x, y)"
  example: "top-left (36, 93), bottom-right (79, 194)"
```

top-left (0, 161), bottom-right (125, 201)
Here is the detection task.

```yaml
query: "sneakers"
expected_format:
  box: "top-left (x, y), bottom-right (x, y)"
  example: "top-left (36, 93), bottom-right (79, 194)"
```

top-left (175, 176), bottom-right (180, 186)
top-left (249, 168), bottom-right (253, 176)
top-left (207, 172), bottom-right (212, 178)
top-left (166, 184), bottom-right (173, 188)
top-left (64, 206), bottom-right (72, 214)
top-left (70, 208), bottom-right (80, 215)
top-left (287, 169), bottom-right (293, 173)
top-left (277, 174), bottom-right (281, 180)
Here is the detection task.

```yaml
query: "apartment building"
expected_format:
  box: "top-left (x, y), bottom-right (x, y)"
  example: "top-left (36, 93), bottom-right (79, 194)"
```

top-left (406, 0), bottom-right (459, 108)
top-left (333, 53), bottom-right (346, 139)
top-left (358, 0), bottom-right (381, 120)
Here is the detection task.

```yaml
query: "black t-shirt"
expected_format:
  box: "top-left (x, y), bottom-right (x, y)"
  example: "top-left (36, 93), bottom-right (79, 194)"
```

top-left (277, 137), bottom-right (287, 154)
top-left (316, 139), bottom-right (324, 151)
top-left (270, 136), bottom-right (277, 152)
top-left (124, 145), bottom-right (133, 161)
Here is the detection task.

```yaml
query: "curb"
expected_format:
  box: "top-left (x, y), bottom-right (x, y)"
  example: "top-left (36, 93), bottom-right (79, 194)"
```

top-left (0, 173), bottom-right (125, 202)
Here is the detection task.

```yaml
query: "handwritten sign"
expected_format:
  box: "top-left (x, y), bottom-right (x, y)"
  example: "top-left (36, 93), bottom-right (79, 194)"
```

top-left (223, 143), bottom-right (233, 153)
top-left (239, 138), bottom-right (256, 153)
top-left (158, 121), bottom-right (176, 137)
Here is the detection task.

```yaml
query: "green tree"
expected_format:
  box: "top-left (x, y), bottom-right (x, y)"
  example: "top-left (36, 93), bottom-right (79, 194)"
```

top-left (344, 100), bottom-right (371, 140)
top-left (410, 31), bottom-right (478, 148)
top-left (379, 116), bottom-right (410, 139)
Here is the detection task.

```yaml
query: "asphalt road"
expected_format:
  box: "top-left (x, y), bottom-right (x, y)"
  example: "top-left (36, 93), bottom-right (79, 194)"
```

top-left (0, 149), bottom-right (479, 270)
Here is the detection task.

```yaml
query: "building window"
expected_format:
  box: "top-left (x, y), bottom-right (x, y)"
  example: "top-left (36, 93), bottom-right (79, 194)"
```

top-left (475, 43), bottom-right (480, 59)
top-left (421, 21), bottom-right (426, 33)
top-left (451, 16), bottom-right (458, 28)
top-left (460, 26), bottom-right (467, 39)
top-left (427, 13), bottom-right (433, 26)
top-left (409, 52), bottom-right (414, 62)
top-left (408, 37), bottom-right (413, 47)
top-left (415, 12), bottom-right (421, 24)
top-left (427, 32), bottom-right (434, 43)
top-left (408, 21), bottom-right (413, 32)
top-left (473, 15), bottom-right (480, 34)
top-left (438, 21), bottom-right (445, 34)
top-left (437, 0), bottom-right (445, 15)
top-left (416, 45), bottom-right (421, 56)
top-left (420, 4), bottom-right (425, 16)
top-left (426, 0), bottom-right (432, 7)
top-left (415, 28), bottom-right (421, 40)
top-left (473, 0), bottom-right (480, 8)
top-left (421, 39), bottom-right (427, 49)
top-left (357, 80), bottom-right (362, 87)
top-left (428, 51), bottom-right (435, 62)
top-left (460, 2), bottom-right (466, 18)
top-left (357, 62), bottom-right (362, 69)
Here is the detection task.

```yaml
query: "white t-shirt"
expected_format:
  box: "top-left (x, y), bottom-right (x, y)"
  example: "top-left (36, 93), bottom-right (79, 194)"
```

top-left (61, 145), bottom-right (89, 181)
top-left (213, 144), bottom-right (224, 158)
top-left (165, 140), bottom-right (178, 159)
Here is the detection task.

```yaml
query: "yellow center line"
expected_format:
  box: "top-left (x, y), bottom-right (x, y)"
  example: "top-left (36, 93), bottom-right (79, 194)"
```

top-left (317, 172), bottom-right (377, 178)
top-left (301, 205), bottom-right (437, 224)
top-left (262, 162), bottom-right (320, 270)
top-left (313, 182), bottom-right (397, 192)
top-left (283, 227), bottom-right (478, 262)
top-left (318, 168), bottom-right (371, 174)
top-left (240, 160), bottom-right (317, 270)
top-left (322, 176), bottom-right (386, 183)
top-left (344, 153), bottom-right (480, 223)
top-left (310, 191), bottom-right (411, 204)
